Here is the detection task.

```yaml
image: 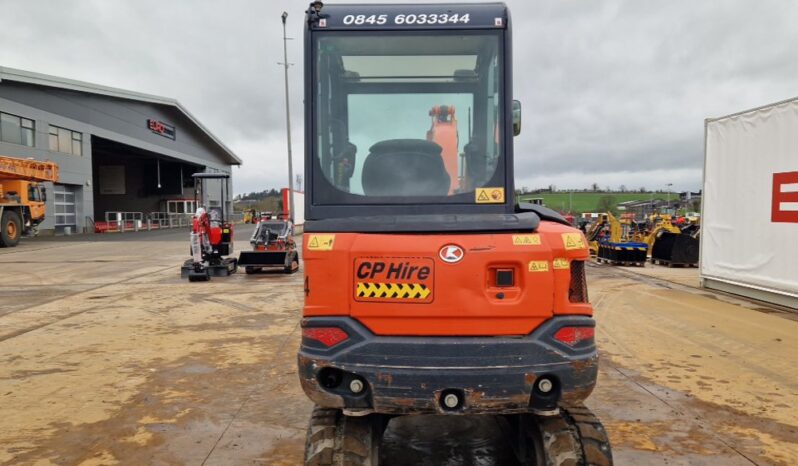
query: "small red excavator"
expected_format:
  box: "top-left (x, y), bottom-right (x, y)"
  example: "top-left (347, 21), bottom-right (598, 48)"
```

top-left (181, 172), bottom-right (237, 281)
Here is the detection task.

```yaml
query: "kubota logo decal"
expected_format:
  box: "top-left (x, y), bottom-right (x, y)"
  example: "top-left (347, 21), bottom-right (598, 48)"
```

top-left (439, 245), bottom-right (464, 263)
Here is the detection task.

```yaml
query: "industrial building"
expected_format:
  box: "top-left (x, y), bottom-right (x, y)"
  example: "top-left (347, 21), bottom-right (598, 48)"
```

top-left (0, 66), bottom-right (240, 234)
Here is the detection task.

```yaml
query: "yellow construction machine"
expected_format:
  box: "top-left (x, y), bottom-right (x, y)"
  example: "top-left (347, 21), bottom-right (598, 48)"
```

top-left (587, 212), bottom-right (648, 265)
top-left (0, 155), bottom-right (59, 247)
top-left (646, 214), bottom-right (700, 267)
top-left (641, 214), bottom-right (681, 250)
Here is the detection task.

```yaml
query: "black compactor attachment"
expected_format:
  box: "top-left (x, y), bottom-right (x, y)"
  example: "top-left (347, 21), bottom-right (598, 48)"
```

top-left (651, 232), bottom-right (699, 267)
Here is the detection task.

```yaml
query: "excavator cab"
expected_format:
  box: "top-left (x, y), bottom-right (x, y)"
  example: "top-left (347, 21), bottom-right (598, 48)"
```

top-left (298, 3), bottom-right (612, 465)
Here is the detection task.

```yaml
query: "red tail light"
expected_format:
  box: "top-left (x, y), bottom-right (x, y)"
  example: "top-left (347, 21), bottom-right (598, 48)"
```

top-left (554, 326), bottom-right (595, 346)
top-left (303, 327), bottom-right (349, 347)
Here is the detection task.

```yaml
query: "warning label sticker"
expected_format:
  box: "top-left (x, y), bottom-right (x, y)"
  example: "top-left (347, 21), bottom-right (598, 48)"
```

top-left (512, 234), bottom-right (542, 246)
top-left (561, 233), bottom-right (586, 250)
top-left (356, 282), bottom-right (431, 301)
top-left (354, 257), bottom-right (434, 303)
top-left (475, 187), bottom-right (505, 203)
top-left (528, 261), bottom-right (549, 272)
top-left (307, 234), bottom-right (335, 251)
top-left (553, 258), bottom-right (570, 270)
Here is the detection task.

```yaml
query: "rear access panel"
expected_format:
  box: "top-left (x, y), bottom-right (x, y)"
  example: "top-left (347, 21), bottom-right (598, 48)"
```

top-left (354, 257), bottom-right (434, 303)
top-left (344, 234), bottom-right (555, 336)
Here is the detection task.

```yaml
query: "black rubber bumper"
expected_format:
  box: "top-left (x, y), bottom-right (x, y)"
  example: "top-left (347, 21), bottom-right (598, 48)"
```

top-left (298, 316), bottom-right (598, 415)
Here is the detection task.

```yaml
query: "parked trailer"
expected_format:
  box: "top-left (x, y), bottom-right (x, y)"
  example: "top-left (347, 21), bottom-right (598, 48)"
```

top-left (702, 97), bottom-right (798, 309)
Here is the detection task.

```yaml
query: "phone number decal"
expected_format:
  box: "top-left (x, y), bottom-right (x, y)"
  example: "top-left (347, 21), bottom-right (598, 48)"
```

top-left (341, 13), bottom-right (471, 26)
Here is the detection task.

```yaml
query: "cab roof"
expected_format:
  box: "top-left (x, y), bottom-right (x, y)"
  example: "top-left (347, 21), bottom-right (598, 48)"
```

top-left (308, 2), bottom-right (508, 30)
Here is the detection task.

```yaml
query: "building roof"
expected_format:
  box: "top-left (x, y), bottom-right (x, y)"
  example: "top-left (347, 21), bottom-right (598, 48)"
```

top-left (0, 66), bottom-right (241, 165)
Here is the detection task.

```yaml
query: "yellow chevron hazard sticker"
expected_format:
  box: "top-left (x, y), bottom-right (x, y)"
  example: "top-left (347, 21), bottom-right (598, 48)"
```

top-left (475, 187), bottom-right (505, 203)
top-left (356, 282), bottom-right (432, 301)
top-left (528, 261), bottom-right (549, 272)
top-left (553, 258), bottom-right (570, 270)
top-left (562, 233), bottom-right (586, 250)
top-left (307, 234), bottom-right (335, 251)
top-left (512, 234), bottom-right (541, 246)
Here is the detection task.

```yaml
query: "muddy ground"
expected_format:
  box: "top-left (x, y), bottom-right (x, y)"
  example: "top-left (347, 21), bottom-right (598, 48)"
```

top-left (1, 226), bottom-right (796, 465)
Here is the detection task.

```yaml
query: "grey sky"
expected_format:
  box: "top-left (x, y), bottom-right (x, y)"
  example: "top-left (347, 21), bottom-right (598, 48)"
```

top-left (2, 0), bottom-right (797, 195)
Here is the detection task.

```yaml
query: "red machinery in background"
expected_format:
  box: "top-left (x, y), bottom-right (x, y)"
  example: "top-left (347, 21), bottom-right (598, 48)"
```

top-left (238, 217), bottom-right (299, 274)
top-left (181, 172), bottom-right (237, 281)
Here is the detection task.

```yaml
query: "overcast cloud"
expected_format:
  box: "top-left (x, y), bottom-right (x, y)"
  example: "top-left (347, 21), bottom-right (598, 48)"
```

top-left (2, 0), bottom-right (797, 195)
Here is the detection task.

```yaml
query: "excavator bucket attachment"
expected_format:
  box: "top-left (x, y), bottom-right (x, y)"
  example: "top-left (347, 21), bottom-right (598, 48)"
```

top-left (651, 232), bottom-right (699, 267)
top-left (238, 250), bottom-right (288, 267)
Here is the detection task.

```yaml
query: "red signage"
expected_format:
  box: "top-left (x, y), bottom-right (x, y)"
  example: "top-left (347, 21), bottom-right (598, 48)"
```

top-left (147, 119), bottom-right (176, 140)
top-left (772, 171), bottom-right (798, 223)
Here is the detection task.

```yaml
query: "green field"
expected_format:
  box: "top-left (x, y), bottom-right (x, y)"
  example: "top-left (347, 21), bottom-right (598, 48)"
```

top-left (517, 192), bottom-right (670, 214)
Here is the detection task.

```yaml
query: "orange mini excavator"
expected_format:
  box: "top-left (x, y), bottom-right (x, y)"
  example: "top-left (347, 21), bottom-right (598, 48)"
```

top-left (298, 3), bottom-right (613, 465)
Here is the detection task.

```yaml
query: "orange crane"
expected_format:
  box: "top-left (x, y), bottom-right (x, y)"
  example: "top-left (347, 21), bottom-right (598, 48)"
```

top-left (0, 155), bottom-right (59, 247)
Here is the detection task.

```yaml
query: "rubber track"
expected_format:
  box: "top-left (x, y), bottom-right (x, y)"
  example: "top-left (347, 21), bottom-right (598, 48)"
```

top-left (559, 404), bottom-right (613, 466)
top-left (304, 406), bottom-right (377, 466)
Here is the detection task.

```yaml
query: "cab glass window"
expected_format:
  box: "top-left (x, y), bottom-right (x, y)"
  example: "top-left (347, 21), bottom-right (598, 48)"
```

top-left (313, 31), bottom-right (504, 204)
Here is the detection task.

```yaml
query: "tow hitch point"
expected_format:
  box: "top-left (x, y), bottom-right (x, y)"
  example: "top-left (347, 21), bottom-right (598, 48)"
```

top-left (349, 378), bottom-right (365, 394)
top-left (537, 377), bottom-right (554, 394)
top-left (440, 389), bottom-right (464, 411)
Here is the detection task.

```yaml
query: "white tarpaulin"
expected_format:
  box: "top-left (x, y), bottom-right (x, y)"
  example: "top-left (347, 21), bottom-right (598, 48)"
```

top-left (702, 98), bottom-right (798, 308)
top-left (282, 189), bottom-right (305, 226)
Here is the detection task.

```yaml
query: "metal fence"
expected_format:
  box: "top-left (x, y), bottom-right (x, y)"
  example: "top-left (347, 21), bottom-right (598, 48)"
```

top-left (101, 211), bottom-right (194, 233)
top-left (97, 210), bottom-right (245, 234)
top-left (149, 212), bottom-right (192, 229)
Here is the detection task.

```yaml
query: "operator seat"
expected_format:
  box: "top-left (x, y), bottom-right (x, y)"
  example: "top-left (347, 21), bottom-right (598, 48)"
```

top-left (361, 139), bottom-right (450, 197)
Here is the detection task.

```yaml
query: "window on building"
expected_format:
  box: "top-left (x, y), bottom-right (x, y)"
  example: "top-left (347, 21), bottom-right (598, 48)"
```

top-left (0, 112), bottom-right (35, 147)
top-left (48, 125), bottom-right (82, 155)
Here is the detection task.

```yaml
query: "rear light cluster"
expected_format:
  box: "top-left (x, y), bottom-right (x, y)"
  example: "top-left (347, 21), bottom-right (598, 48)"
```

top-left (554, 326), bottom-right (595, 346)
top-left (568, 260), bottom-right (589, 303)
top-left (303, 327), bottom-right (349, 347)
